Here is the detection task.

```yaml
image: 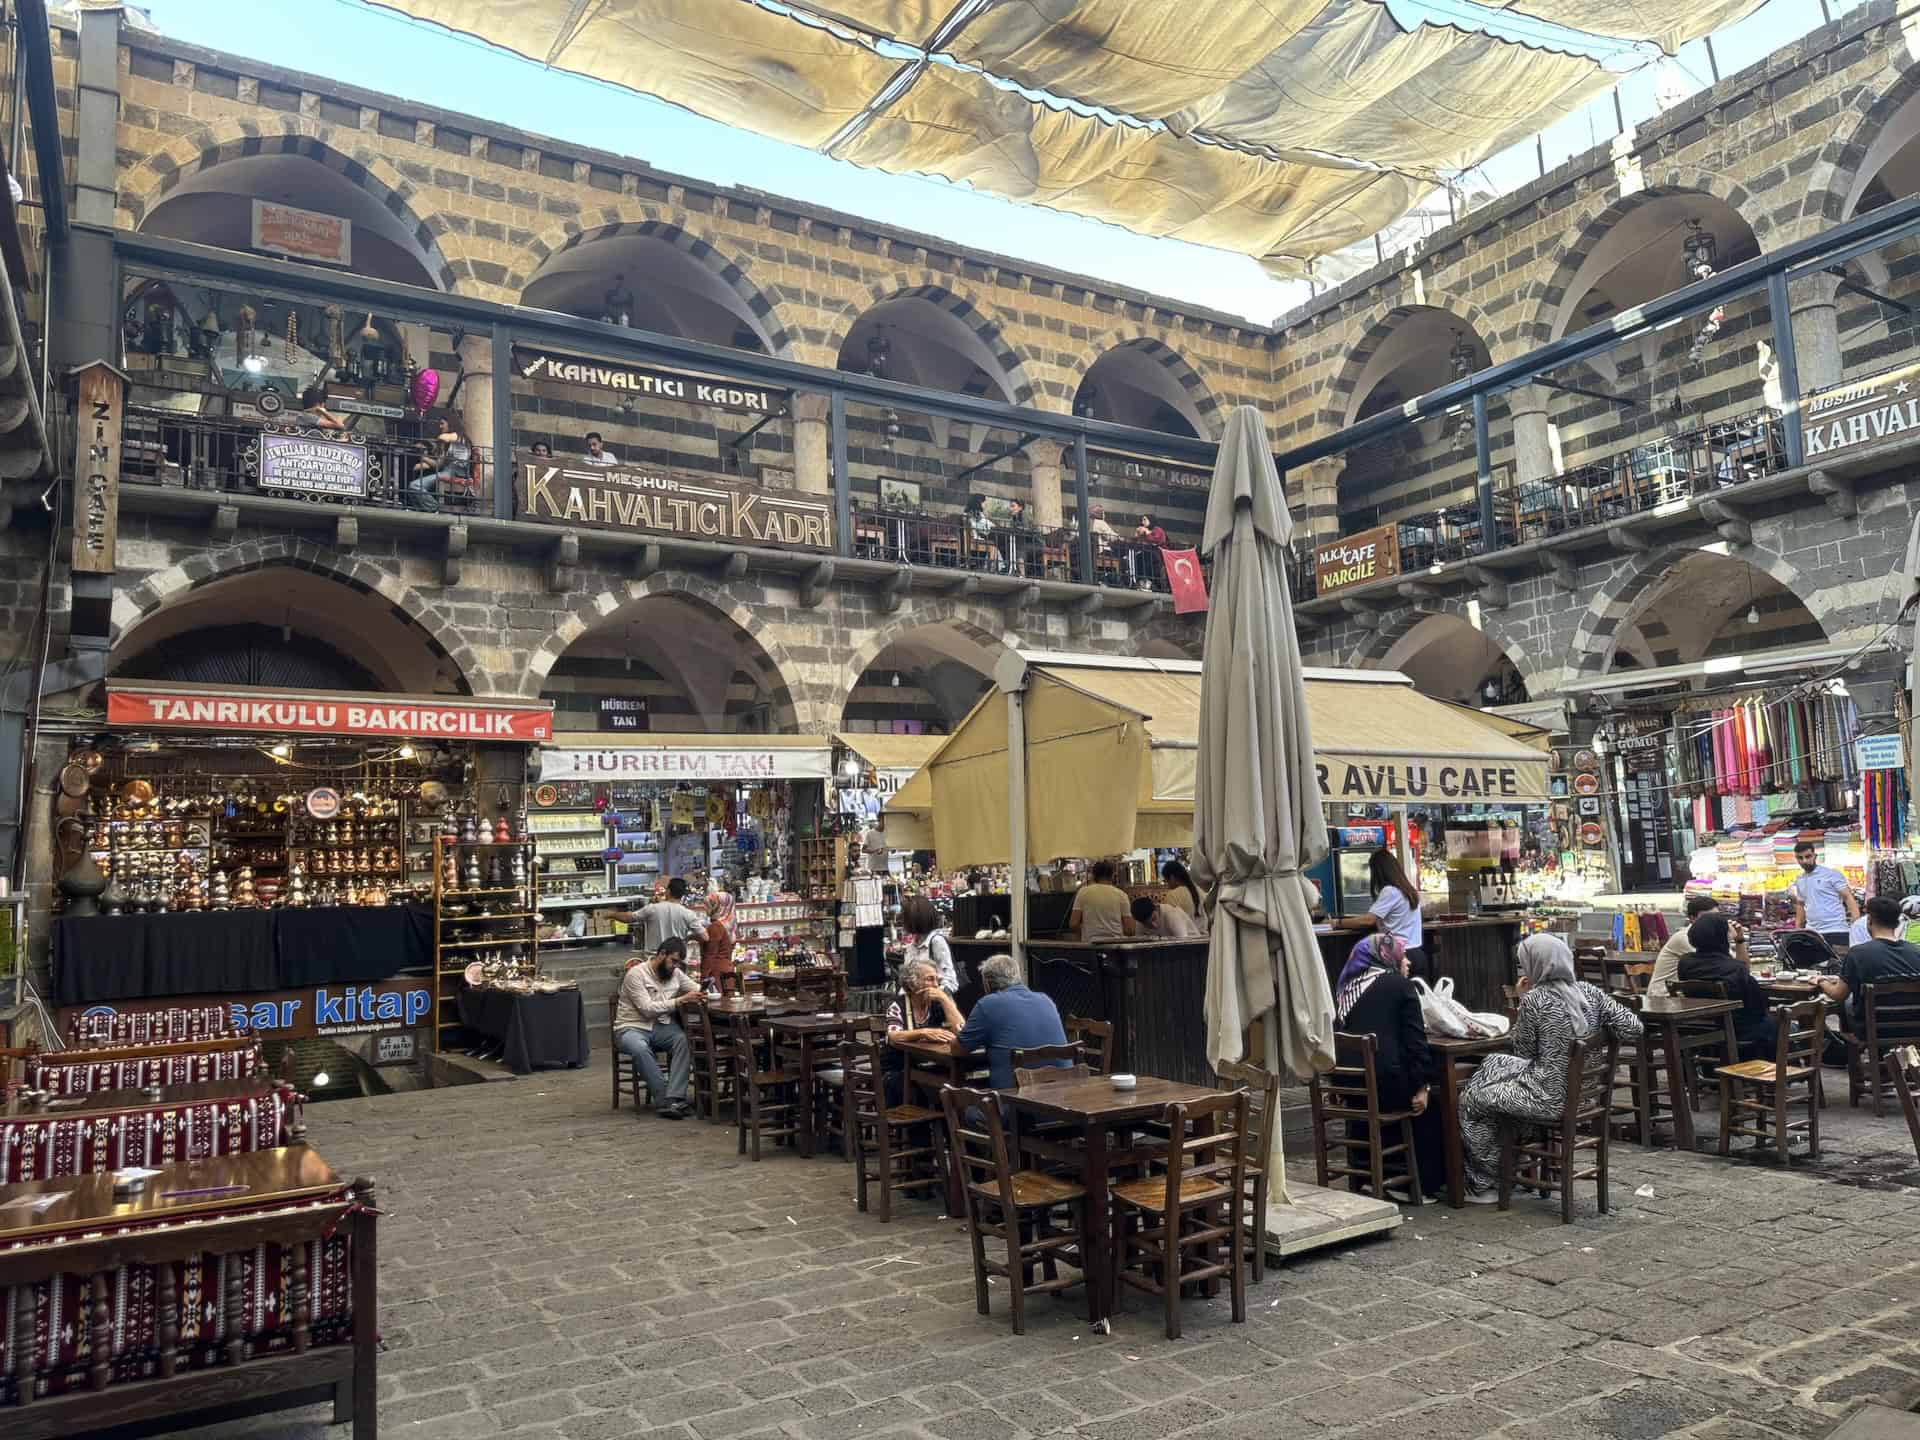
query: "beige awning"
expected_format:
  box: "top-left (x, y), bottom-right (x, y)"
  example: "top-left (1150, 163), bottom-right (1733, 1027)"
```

top-left (833, 731), bottom-right (944, 773)
top-left (883, 658), bottom-right (1550, 867)
top-left (368, 0), bottom-right (1761, 276)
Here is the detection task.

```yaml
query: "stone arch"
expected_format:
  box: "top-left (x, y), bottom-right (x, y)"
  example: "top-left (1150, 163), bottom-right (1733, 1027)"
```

top-left (1319, 292), bottom-right (1502, 432)
top-left (117, 116), bottom-right (456, 291)
top-left (821, 274), bottom-right (1043, 407)
top-left (1564, 543), bottom-right (1814, 678)
top-left (834, 597), bottom-right (1027, 725)
top-left (109, 542), bottom-right (479, 694)
top-left (1803, 66), bottom-right (1920, 231)
top-left (1516, 170), bottom-right (1768, 350)
top-left (534, 573), bottom-right (810, 730)
top-left (1344, 603), bottom-right (1537, 695)
top-left (503, 209), bottom-right (801, 357)
top-left (1062, 329), bottom-right (1223, 437)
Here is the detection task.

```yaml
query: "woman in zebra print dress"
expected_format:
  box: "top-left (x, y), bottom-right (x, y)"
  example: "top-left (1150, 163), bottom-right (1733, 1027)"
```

top-left (1459, 933), bottom-right (1643, 1202)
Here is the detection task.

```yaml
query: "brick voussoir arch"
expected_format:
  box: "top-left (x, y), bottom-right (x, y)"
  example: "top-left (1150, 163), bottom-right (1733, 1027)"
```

top-left (118, 116), bottom-right (457, 292)
top-left (1515, 168), bottom-right (1767, 351)
top-left (1564, 543), bottom-right (1813, 678)
top-left (1062, 327), bottom-right (1224, 438)
top-left (1803, 66), bottom-right (1920, 230)
top-left (832, 596), bottom-right (1028, 726)
top-left (818, 272), bottom-right (1043, 407)
top-left (1344, 601), bottom-right (1538, 691)
top-left (500, 208), bottom-right (800, 359)
top-left (1319, 289), bottom-right (1506, 432)
top-left (533, 573), bottom-right (810, 727)
top-left (108, 539), bottom-right (479, 693)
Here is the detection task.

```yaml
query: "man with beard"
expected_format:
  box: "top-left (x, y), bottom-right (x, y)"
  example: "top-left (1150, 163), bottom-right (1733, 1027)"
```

top-left (612, 936), bottom-right (703, 1118)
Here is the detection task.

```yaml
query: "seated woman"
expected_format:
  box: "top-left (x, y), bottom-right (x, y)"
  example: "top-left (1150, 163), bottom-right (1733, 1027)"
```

top-left (1676, 910), bottom-right (1774, 1060)
top-left (1334, 935), bottom-right (1442, 1202)
top-left (883, 957), bottom-right (966, 1104)
top-left (1459, 934), bottom-right (1643, 1203)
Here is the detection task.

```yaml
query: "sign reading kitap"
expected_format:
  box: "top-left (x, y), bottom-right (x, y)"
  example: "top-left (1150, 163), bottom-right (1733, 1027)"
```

top-left (516, 454), bottom-right (832, 551)
top-left (107, 685), bottom-right (553, 742)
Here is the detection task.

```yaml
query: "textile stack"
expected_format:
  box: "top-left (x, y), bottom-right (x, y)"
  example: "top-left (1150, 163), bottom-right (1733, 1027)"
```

top-left (1674, 691), bottom-right (1861, 831)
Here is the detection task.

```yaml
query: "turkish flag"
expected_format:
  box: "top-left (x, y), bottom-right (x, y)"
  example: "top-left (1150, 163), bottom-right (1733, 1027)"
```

top-left (1161, 547), bottom-right (1208, 613)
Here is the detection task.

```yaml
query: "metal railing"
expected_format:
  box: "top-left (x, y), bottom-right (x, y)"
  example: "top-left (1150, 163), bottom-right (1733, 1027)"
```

top-left (848, 502), bottom-right (1194, 591)
top-left (120, 407), bottom-right (495, 515)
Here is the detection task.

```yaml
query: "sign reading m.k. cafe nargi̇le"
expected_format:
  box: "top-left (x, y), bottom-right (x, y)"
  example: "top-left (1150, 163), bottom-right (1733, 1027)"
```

top-left (1314, 524), bottom-right (1400, 597)
top-left (1802, 358), bottom-right (1920, 459)
top-left (514, 346), bottom-right (787, 416)
top-left (516, 456), bottom-right (833, 551)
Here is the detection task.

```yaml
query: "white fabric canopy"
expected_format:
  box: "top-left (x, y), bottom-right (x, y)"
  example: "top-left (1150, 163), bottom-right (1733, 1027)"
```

top-left (371, 0), bottom-right (1763, 275)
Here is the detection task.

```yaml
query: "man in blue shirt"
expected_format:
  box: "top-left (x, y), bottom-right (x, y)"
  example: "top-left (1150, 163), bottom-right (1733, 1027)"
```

top-left (955, 954), bottom-right (1071, 1089)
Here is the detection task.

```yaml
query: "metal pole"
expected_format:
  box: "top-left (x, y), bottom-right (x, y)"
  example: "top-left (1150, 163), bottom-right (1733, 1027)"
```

top-left (1072, 432), bottom-right (1093, 584)
top-left (490, 321), bottom-right (513, 520)
top-left (1473, 392), bottom-right (1497, 553)
top-left (994, 652), bottom-right (1031, 977)
top-left (830, 390), bottom-right (851, 559)
top-left (1768, 270), bottom-right (1806, 469)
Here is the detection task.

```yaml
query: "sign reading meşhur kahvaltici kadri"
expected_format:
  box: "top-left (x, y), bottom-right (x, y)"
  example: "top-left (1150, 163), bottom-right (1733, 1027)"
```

top-left (1802, 358), bottom-right (1920, 458)
top-left (516, 455), bottom-right (832, 550)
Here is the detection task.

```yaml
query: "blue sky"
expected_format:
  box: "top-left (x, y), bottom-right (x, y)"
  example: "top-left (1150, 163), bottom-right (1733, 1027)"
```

top-left (128, 0), bottom-right (1845, 323)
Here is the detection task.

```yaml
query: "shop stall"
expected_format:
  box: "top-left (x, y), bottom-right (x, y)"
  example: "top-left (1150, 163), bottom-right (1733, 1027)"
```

top-left (883, 655), bottom-right (1551, 1013)
top-left (533, 734), bottom-right (849, 968)
top-left (50, 682), bottom-right (553, 1062)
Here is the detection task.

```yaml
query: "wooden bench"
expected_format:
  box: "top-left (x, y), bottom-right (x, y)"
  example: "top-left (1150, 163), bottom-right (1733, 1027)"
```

top-left (0, 1144), bottom-right (376, 1438)
top-left (24, 1037), bottom-right (263, 1095)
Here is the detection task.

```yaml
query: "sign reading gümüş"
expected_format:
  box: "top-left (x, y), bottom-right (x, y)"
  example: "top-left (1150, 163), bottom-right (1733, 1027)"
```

top-left (516, 455), bottom-right (833, 551)
top-left (1802, 358), bottom-right (1920, 458)
top-left (514, 346), bottom-right (787, 415)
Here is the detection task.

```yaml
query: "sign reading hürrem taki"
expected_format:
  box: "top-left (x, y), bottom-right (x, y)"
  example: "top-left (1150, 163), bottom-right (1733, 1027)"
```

top-left (1801, 359), bottom-right (1920, 458)
top-left (515, 455), bottom-right (832, 551)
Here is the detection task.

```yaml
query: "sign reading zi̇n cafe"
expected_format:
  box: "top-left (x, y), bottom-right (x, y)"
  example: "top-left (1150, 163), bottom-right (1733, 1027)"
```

top-left (1801, 357), bottom-right (1920, 459)
top-left (513, 346), bottom-right (788, 416)
top-left (516, 457), bottom-right (833, 551)
top-left (1313, 523), bottom-right (1400, 597)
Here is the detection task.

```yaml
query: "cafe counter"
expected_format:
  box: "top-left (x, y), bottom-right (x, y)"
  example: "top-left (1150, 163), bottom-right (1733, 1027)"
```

top-left (1315, 916), bottom-right (1522, 1014)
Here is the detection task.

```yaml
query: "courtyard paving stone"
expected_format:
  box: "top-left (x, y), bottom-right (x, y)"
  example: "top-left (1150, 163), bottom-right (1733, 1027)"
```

top-left (150, 1061), bottom-right (1920, 1440)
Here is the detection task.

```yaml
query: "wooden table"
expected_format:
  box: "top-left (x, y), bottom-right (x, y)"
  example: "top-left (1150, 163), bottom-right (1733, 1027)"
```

top-left (1003, 1074), bottom-right (1229, 1325)
top-left (1639, 995), bottom-right (1743, 1152)
top-left (0, 1077), bottom-right (299, 1183)
top-left (766, 1013), bottom-right (863, 1158)
top-left (1429, 1034), bottom-right (1511, 1208)
top-left (3, 1075), bottom-right (276, 1120)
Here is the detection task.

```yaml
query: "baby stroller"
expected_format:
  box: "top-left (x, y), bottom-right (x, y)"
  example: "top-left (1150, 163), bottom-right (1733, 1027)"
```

top-left (1771, 929), bottom-right (1840, 975)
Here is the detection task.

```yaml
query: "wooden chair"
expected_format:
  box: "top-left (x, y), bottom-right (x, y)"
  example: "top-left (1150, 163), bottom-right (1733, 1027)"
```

top-left (1890, 1044), bottom-right (1920, 1165)
top-left (1040, 534), bottom-right (1071, 580)
top-left (1717, 1000), bottom-right (1825, 1166)
top-left (1671, 978), bottom-right (1736, 1107)
top-left (1612, 994), bottom-right (1685, 1147)
top-left (941, 1084), bottom-right (1090, 1335)
top-left (1111, 1091), bottom-right (1249, 1340)
top-left (1009, 1045), bottom-right (1093, 1169)
top-left (683, 1002), bottom-right (736, 1123)
top-left (1063, 1016), bottom-right (1115, 1074)
top-left (734, 1029), bottom-right (804, 1161)
top-left (1574, 943), bottom-right (1610, 989)
top-left (1498, 1034), bottom-right (1619, 1224)
top-left (1844, 980), bottom-right (1920, 1115)
top-left (610, 996), bottom-right (648, 1111)
top-left (1214, 1057), bottom-right (1280, 1283)
top-left (1307, 1032), bottom-right (1422, 1203)
top-left (843, 1030), bottom-right (944, 1220)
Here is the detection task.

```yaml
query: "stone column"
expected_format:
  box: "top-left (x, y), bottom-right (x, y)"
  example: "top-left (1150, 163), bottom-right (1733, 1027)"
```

top-left (456, 332), bottom-right (494, 496)
top-left (790, 392), bottom-right (831, 496)
top-left (1788, 271), bottom-right (1843, 395)
top-left (1028, 439), bottom-right (1065, 529)
top-left (1295, 455), bottom-right (1344, 547)
top-left (1508, 382), bottom-right (1556, 484)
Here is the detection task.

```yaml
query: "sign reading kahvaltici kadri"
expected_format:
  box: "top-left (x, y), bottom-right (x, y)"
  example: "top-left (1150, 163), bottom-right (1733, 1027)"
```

top-left (1802, 358), bottom-right (1920, 459)
top-left (513, 346), bottom-right (787, 416)
top-left (516, 456), bottom-right (833, 551)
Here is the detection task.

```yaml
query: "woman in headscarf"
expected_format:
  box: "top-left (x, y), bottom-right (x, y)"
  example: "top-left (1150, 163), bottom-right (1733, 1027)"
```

top-left (1334, 935), bottom-right (1441, 1201)
top-left (701, 891), bottom-right (737, 986)
top-left (1676, 910), bottom-right (1773, 1059)
top-left (1458, 934), bottom-right (1643, 1203)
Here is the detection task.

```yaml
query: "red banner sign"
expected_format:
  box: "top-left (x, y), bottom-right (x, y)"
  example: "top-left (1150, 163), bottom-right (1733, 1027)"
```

top-left (107, 686), bottom-right (553, 742)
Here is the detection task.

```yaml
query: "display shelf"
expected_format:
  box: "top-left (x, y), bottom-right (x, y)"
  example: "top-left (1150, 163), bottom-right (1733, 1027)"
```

top-left (529, 824), bottom-right (605, 837)
top-left (538, 895), bottom-right (621, 909)
top-left (539, 934), bottom-right (625, 950)
top-left (433, 833), bottom-right (540, 1053)
top-left (446, 911), bottom-right (536, 921)
top-left (438, 936), bottom-right (533, 951)
top-left (444, 886), bottom-right (530, 897)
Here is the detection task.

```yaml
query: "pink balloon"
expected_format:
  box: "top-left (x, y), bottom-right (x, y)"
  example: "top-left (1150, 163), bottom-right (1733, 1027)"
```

top-left (410, 367), bottom-right (440, 410)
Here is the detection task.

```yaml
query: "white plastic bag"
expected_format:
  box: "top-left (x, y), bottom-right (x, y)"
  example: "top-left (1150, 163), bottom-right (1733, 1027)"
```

top-left (1413, 977), bottom-right (1471, 1038)
top-left (1467, 1011), bottom-right (1511, 1037)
